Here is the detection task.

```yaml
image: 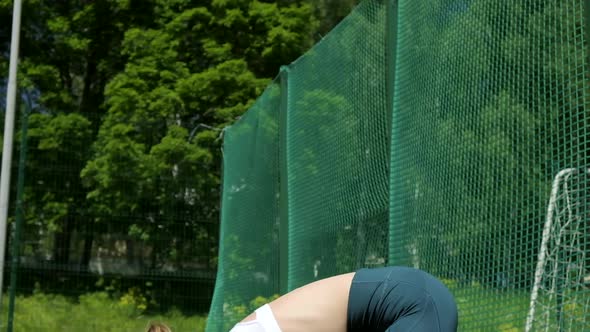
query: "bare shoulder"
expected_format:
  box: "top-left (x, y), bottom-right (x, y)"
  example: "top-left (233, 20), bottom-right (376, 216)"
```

top-left (235, 272), bottom-right (357, 331)
top-left (239, 312), bottom-right (257, 323)
top-left (268, 272), bottom-right (356, 332)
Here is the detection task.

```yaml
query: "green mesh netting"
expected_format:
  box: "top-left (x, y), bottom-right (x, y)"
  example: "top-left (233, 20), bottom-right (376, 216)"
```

top-left (286, 0), bottom-right (389, 289)
top-left (389, 0), bottom-right (589, 330)
top-left (208, 0), bottom-right (590, 331)
top-left (206, 81), bottom-right (282, 332)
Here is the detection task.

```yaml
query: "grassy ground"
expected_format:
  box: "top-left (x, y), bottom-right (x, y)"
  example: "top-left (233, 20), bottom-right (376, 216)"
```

top-left (446, 279), bottom-right (590, 331)
top-left (0, 292), bottom-right (207, 332)
top-left (448, 281), bottom-right (530, 331)
top-left (2, 283), bottom-right (586, 331)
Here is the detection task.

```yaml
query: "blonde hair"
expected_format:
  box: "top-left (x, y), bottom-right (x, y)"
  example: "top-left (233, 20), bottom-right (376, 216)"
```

top-left (146, 322), bottom-right (172, 332)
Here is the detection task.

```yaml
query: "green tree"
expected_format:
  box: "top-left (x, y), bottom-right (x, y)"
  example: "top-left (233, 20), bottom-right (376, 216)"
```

top-left (0, 0), bottom-right (152, 267)
top-left (313, 0), bottom-right (359, 36)
top-left (81, 0), bottom-right (318, 269)
top-left (0, 0), bottom-right (319, 301)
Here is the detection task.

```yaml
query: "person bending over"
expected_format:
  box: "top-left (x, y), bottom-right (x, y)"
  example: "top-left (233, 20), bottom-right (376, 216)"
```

top-left (230, 266), bottom-right (458, 332)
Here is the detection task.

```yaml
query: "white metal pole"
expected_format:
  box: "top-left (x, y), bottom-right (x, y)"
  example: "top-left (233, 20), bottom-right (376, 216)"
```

top-left (524, 168), bottom-right (576, 332)
top-left (0, 0), bottom-right (23, 308)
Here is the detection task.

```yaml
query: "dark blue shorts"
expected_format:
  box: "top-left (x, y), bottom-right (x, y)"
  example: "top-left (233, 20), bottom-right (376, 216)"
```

top-left (347, 266), bottom-right (458, 332)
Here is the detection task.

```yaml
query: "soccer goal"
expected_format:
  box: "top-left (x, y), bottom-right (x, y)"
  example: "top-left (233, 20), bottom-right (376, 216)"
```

top-left (525, 168), bottom-right (590, 332)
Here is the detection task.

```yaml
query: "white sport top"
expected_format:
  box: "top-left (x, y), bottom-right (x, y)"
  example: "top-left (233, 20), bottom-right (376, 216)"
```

top-left (229, 304), bottom-right (282, 332)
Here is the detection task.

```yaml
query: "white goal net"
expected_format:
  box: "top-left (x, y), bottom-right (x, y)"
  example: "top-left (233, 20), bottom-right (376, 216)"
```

top-left (525, 168), bottom-right (590, 332)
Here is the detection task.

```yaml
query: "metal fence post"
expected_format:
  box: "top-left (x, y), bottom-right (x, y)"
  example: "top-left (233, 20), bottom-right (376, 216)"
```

top-left (7, 92), bottom-right (29, 332)
top-left (386, 0), bottom-right (399, 264)
top-left (279, 67), bottom-right (290, 294)
top-left (0, 0), bottom-right (23, 313)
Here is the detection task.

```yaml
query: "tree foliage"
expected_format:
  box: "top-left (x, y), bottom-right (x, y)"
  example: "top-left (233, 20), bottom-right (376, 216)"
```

top-left (0, 0), bottom-right (318, 300)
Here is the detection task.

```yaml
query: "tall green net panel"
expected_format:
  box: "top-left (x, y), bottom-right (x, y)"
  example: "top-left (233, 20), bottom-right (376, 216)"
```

top-left (390, 0), bottom-right (589, 330)
top-left (207, 0), bottom-right (590, 331)
top-left (206, 81), bottom-right (282, 332)
top-left (285, 0), bottom-right (389, 290)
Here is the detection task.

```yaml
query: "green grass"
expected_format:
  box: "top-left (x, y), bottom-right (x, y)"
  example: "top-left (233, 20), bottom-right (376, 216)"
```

top-left (0, 292), bottom-right (207, 332)
top-left (443, 279), bottom-right (590, 331)
top-left (13, 281), bottom-right (580, 332)
top-left (449, 282), bottom-right (530, 332)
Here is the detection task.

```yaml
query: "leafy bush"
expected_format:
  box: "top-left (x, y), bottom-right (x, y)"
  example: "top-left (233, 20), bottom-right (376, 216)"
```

top-left (2, 292), bottom-right (206, 332)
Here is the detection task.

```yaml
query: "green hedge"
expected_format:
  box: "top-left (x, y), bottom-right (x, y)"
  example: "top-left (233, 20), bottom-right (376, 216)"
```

top-left (1, 292), bottom-right (206, 332)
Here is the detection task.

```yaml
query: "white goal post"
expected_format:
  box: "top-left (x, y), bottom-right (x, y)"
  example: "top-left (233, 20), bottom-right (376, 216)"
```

top-left (525, 168), bottom-right (589, 332)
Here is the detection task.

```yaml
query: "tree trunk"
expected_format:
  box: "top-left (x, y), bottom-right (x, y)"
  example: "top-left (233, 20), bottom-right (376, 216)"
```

top-left (53, 218), bottom-right (72, 266)
top-left (126, 238), bottom-right (136, 269)
top-left (151, 241), bottom-right (158, 269)
top-left (79, 228), bottom-right (94, 272)
top-left (80, 58), bottom-right (97, 113)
